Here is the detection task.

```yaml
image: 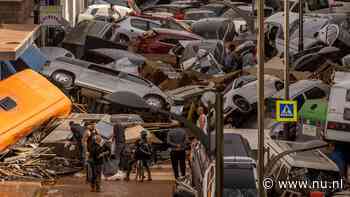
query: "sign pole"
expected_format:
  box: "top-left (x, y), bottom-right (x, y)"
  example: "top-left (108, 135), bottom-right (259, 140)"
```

top-left (257, 0), bottom-right (265, 195)
top-left (215, 92), bottom-right (224, 197)
top-left (284, 0), bottom-right (290, 140)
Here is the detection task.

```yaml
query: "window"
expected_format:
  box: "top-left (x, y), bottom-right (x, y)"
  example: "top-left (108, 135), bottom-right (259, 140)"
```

top-left (148, 22), bottom-right (160, 29)
top-left (65, 53), bottom-right (73, 58)
top-left (121, 74), bottom-right (150, 86)
top-left (344, 108), bottom-right (350, 120)
top-left (160, 21), bottom-right (184, 31)
top-left (346, 90), bottom-right (350, 102)
top-left (305, 87), bottom-right (326, 99)
top-left (88, 65), bottom-right (120, 77)
top-left (308, 0), bottom-right (329, 11)
top-left (159, 38), bottom-right (179, 45)
top-left (113, 0), bottom-right (129, 7)
top-left (88, 22), bottom-right (107, 36)
top-left (103, 27), bottom-right (113, 40)
top-left (90, 8), bottom-right (98, 16)
top-left (131, 19), bottom-right (148, 31)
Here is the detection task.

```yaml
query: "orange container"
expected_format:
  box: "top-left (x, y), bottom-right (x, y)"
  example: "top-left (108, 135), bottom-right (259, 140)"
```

top-left (0, 69), bottom-right (71, 151)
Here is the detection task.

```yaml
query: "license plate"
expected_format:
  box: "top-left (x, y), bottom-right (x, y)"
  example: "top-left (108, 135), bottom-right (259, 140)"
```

top-left (303, 124), bottom-right (317, 136)
top-left (171, 105), bottom-right (184, 115)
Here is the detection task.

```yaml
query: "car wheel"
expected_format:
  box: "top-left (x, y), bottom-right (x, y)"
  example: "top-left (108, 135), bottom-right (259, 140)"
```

top-left (119, 34), bottom-right (130, 44)
top-left (233, 95), bottom-right (251, 113)
top-left (144, 95), bottom-right (165, 109)
top-left (51, 72), bottom-right (74, 89)
top-left (275, 81), bottom-right (284, 91)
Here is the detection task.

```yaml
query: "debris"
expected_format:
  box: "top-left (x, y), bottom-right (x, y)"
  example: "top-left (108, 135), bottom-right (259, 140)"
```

top-left (125, 125), bottom-right (162, 144)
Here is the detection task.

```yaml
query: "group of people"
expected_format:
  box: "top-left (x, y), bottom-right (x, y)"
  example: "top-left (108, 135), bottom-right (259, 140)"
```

top-left (68, 121), bottom-right (153, 192)
top-left (66, 104), bottom-right (209, 192)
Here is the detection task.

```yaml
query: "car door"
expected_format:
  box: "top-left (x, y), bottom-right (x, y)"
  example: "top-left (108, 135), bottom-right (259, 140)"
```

top-left (78, 64), bottom-right (122, 93)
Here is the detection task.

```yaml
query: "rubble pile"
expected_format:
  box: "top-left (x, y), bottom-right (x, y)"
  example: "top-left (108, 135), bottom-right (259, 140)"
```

top-left (0, 146), bottom-right (81, 182)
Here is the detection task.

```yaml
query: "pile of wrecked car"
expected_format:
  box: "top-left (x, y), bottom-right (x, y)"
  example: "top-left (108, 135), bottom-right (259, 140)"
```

top-left (3, 0), bottom-right (350, 196)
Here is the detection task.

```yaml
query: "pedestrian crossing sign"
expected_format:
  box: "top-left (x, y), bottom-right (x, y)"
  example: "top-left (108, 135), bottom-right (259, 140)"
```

top-left (276, 100), bottom-right (297, 122)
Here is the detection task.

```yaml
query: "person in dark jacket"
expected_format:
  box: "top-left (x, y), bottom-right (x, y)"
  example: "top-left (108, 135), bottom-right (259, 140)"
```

top-left (88, 134), bottom-right (110, 192)
top-left (167, 127), bottom-right (187, 179)
top-left (125, 130), bottom-right (152, 181)
top-left (68, 121), bottom-right (86, 164)
top-left (113, 122), bottom-right (125, 162)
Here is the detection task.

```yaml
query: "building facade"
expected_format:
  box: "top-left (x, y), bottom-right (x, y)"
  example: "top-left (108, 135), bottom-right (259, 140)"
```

top-left (0, 0), bottom-right (87, 26)
top-left (0, 0), bottom-right (34, 24)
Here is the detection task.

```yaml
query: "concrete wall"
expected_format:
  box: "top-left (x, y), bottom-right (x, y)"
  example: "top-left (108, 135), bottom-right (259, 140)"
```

top-left (0, 0), bottom-right (34, 24)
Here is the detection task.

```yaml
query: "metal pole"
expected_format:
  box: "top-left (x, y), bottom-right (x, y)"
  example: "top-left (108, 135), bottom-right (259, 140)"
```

top-left (284, 0), bottom-right (290, 100)
top-left (257, 0), bottom-right (265, 195)
top-left (215, 93), bottom-right (224, 197)
top-left (298, 0), bottom-right (304, 52)
top-left (284, 0), bottom-right (290, 140)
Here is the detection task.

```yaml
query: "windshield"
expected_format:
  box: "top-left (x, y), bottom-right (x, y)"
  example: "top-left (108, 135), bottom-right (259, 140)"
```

top-left (307, 0), bottom-right (329, 11)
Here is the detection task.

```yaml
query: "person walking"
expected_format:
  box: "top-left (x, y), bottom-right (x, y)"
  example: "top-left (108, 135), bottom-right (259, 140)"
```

top-left (88, 134), bottom-right (110, 192)
top-left (125, 130), bottom-right (152, 181)
top-left (83, 124), bottom-right (98, 183)
top-left (113, 122), bottom-right (125, 174)
top-left (68, 121), bottom-right (86, 164)
top-left (167, 126), bottom-right (187, 179)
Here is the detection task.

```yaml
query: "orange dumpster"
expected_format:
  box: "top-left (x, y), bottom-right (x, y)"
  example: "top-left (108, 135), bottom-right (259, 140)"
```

top-left (0, 69), bottom-right (71, 151)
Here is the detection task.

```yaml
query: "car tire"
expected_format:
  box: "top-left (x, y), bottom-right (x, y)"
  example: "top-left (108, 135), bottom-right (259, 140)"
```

top-left (233, 95), bottom-right (251, 113)
top-left (51, 71), bottom-right (74, 89)
top-left (275, 81), bottom-right (284, 91)
top-left (119, 34), bottom-right (130, 44)
top-left (144, 95), bottom-right (165, 109)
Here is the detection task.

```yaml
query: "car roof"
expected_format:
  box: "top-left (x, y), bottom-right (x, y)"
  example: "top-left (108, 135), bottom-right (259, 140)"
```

top-left (272, 80), bottom-right (323, 98)
top-left (185, 9), bottom-right (215, 14)
top-left (88, 4), bottom-right (111, 9)
top-left (265, 12), bottom-right (300, 25)
top-left (210, 133), bottom-right (251, 157)
top-left (89, 48), bottom-right (146, 62)
top-left (152, 28), bottom-right (202, 39)
top-left (224, 163), bottom-right (257, 189)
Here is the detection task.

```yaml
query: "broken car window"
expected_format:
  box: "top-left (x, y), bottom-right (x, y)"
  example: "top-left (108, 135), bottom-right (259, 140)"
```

top-left (131, 19), bottom-right (149, 31)
top-left (304, 87), bottom-right (326, 99)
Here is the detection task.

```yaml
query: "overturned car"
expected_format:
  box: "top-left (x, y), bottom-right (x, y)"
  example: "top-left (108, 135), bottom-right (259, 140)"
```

top-left (41, 57), bottom-right (173, 110)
